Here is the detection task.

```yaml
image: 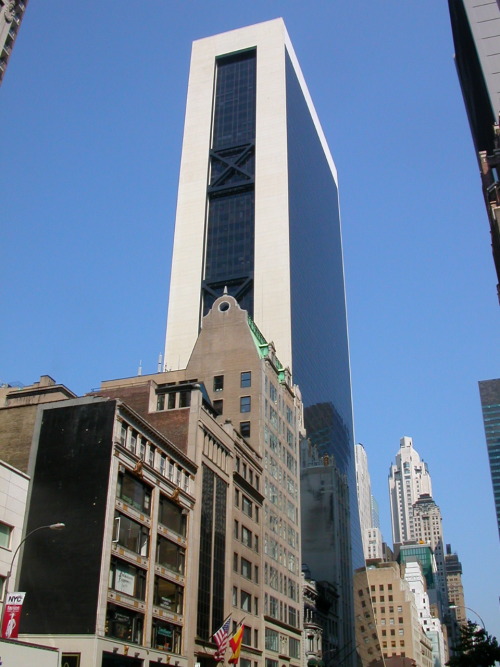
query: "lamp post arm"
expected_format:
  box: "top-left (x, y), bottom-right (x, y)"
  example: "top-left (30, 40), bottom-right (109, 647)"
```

top-left (450, 605), bottom-right (486, 630)
top-left (5, 525), bottom-right (54, 595)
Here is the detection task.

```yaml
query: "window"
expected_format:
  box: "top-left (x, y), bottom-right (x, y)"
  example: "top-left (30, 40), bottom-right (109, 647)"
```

top-left (233, 586), bottom-right (238, 606)
top-left (153, 576), bottom-right (184, 614)
top-left (241, 590), bottom-right (251, 612)
top-left (241, 371), bottom-right (251, 388)
top-left (152, 618), bottom-right (182, 654)
top-left (168, 392), bottom-right (176, 410)
top-left (109, 557), bottom-right (146, 600)
top-left (289, 638), bottom-right (300, 658)
top-left (214, 375), bottom-right (224, 391)
top-left (242, 496), bottom-right (252, 517)
top-left (114, 513), bottom-right (149, 556)
top-left (130, 430), bottom-right (137, 452)
top-left (240, 396), bottom-right (251, 413)
top-left (159, 454), bottom-right (166, 476)
top-left (234, 520), bottom-right (239, 539)
top-left (254, 566), bottom-right (259, 584)
top-left (148, 447), bottom-right (155, 467)
top-left (213, 399), bottom-right (223, 415)
top-left (265, 628), bottom-right (279, 652)
top-left (179, 390), bottom-right (190, 408)
top-left (243, 625), bottom-right (252, 645)
top-left (269, 596), bottom-right (278, 619)
top-left (156, 535), bottom-right (185, 575)
top-left (0, 523), bottom-right (12, 549)
top-left (233, 553), bottom-right (238, 571)
top-left (240, 421), bottom-right (251, 438)
top-left (157, 394), bottom-right (165, 411)
top-left (106, 603), bottom-right (143, 645)
top-left (0, 576), bottom-right (5, 601)
top-left (158, 495), bottom-right (187, 537)
top-left (241, 526), bottom-right (252, 548)
top-left (241, 557), bottom-right (252, 579)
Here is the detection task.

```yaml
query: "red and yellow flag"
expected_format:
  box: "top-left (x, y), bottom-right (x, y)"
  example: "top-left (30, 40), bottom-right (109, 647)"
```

top-left (228, 624), bottom-right (244, 664)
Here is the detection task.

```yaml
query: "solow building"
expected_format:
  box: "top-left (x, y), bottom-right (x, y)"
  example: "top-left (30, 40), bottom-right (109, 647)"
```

top-left (300, 443), bottom-right (353, 659)
top-left (164, 21), bottom-right (362, 621)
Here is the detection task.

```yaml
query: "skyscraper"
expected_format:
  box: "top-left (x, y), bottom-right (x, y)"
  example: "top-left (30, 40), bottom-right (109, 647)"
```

top-left (448, 0), bottom-right (500, 300)
top-left (164, 19), bottom-right (362, 568)
top-left (355, 443), bottom-right (383, 560)
top-left (389, 436), bottom-right (433, 545)
top-left (478, 378), bottom-right (500, 537)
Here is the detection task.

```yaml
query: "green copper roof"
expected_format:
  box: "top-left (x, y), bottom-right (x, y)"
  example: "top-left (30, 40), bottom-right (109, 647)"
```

top-left (247, 315), bottom-right (286, 383)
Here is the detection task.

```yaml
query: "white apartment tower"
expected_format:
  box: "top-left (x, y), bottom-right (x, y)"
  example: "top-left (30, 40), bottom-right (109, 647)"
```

top-left (389, 436), bottom-right (432, 544)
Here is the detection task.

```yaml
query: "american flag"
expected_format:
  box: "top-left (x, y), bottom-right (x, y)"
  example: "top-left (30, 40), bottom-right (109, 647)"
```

top-left (213, 616), bottom-right (231, 662)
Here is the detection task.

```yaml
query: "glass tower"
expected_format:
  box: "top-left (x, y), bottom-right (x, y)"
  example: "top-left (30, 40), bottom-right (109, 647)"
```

top-left (164, 21), bottom-right (363, 655)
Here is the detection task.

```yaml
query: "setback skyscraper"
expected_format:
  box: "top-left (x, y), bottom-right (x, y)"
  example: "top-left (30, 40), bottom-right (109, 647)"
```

top-left (389, 436), bottom-right (432, 544)
top-left (163, 19), bottom-right (362, 573)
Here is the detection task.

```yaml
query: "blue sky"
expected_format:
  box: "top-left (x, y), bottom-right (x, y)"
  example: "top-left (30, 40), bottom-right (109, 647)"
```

top-left (1, 1), bottom-right (499, 638)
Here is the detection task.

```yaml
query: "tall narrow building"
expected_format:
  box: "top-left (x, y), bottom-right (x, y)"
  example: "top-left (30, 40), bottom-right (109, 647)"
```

top-left (355, 443), bottom-right (383, 560)
top-left (478, 379), bottom-right (500, 537)
top-left (163, 16), bottom-right (362, 604)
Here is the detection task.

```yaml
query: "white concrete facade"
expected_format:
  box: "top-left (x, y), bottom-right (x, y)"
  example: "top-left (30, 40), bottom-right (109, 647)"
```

top-left (0, 460), bottom-right (29, 598)
top-left (164, 18), bottom-right (338, 372)
top-left (403, 561), bottom-right (447, 667)
top-left (354, 444), bottom-right (383, 560)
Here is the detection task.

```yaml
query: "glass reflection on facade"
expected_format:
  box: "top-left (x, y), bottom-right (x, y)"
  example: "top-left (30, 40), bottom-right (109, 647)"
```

top-left (479, 379), bottom-right (500, 538)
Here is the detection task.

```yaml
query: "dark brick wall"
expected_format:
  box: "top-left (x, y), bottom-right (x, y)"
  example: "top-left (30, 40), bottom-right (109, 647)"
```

top-left (0, 405), bottom-right (38, 472)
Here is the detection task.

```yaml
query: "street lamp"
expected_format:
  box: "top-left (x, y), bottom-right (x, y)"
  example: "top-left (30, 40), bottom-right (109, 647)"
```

top-left (449, 604), bottom-right (486, 630)
top-left (1, 522), bottom-right (65, 627)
